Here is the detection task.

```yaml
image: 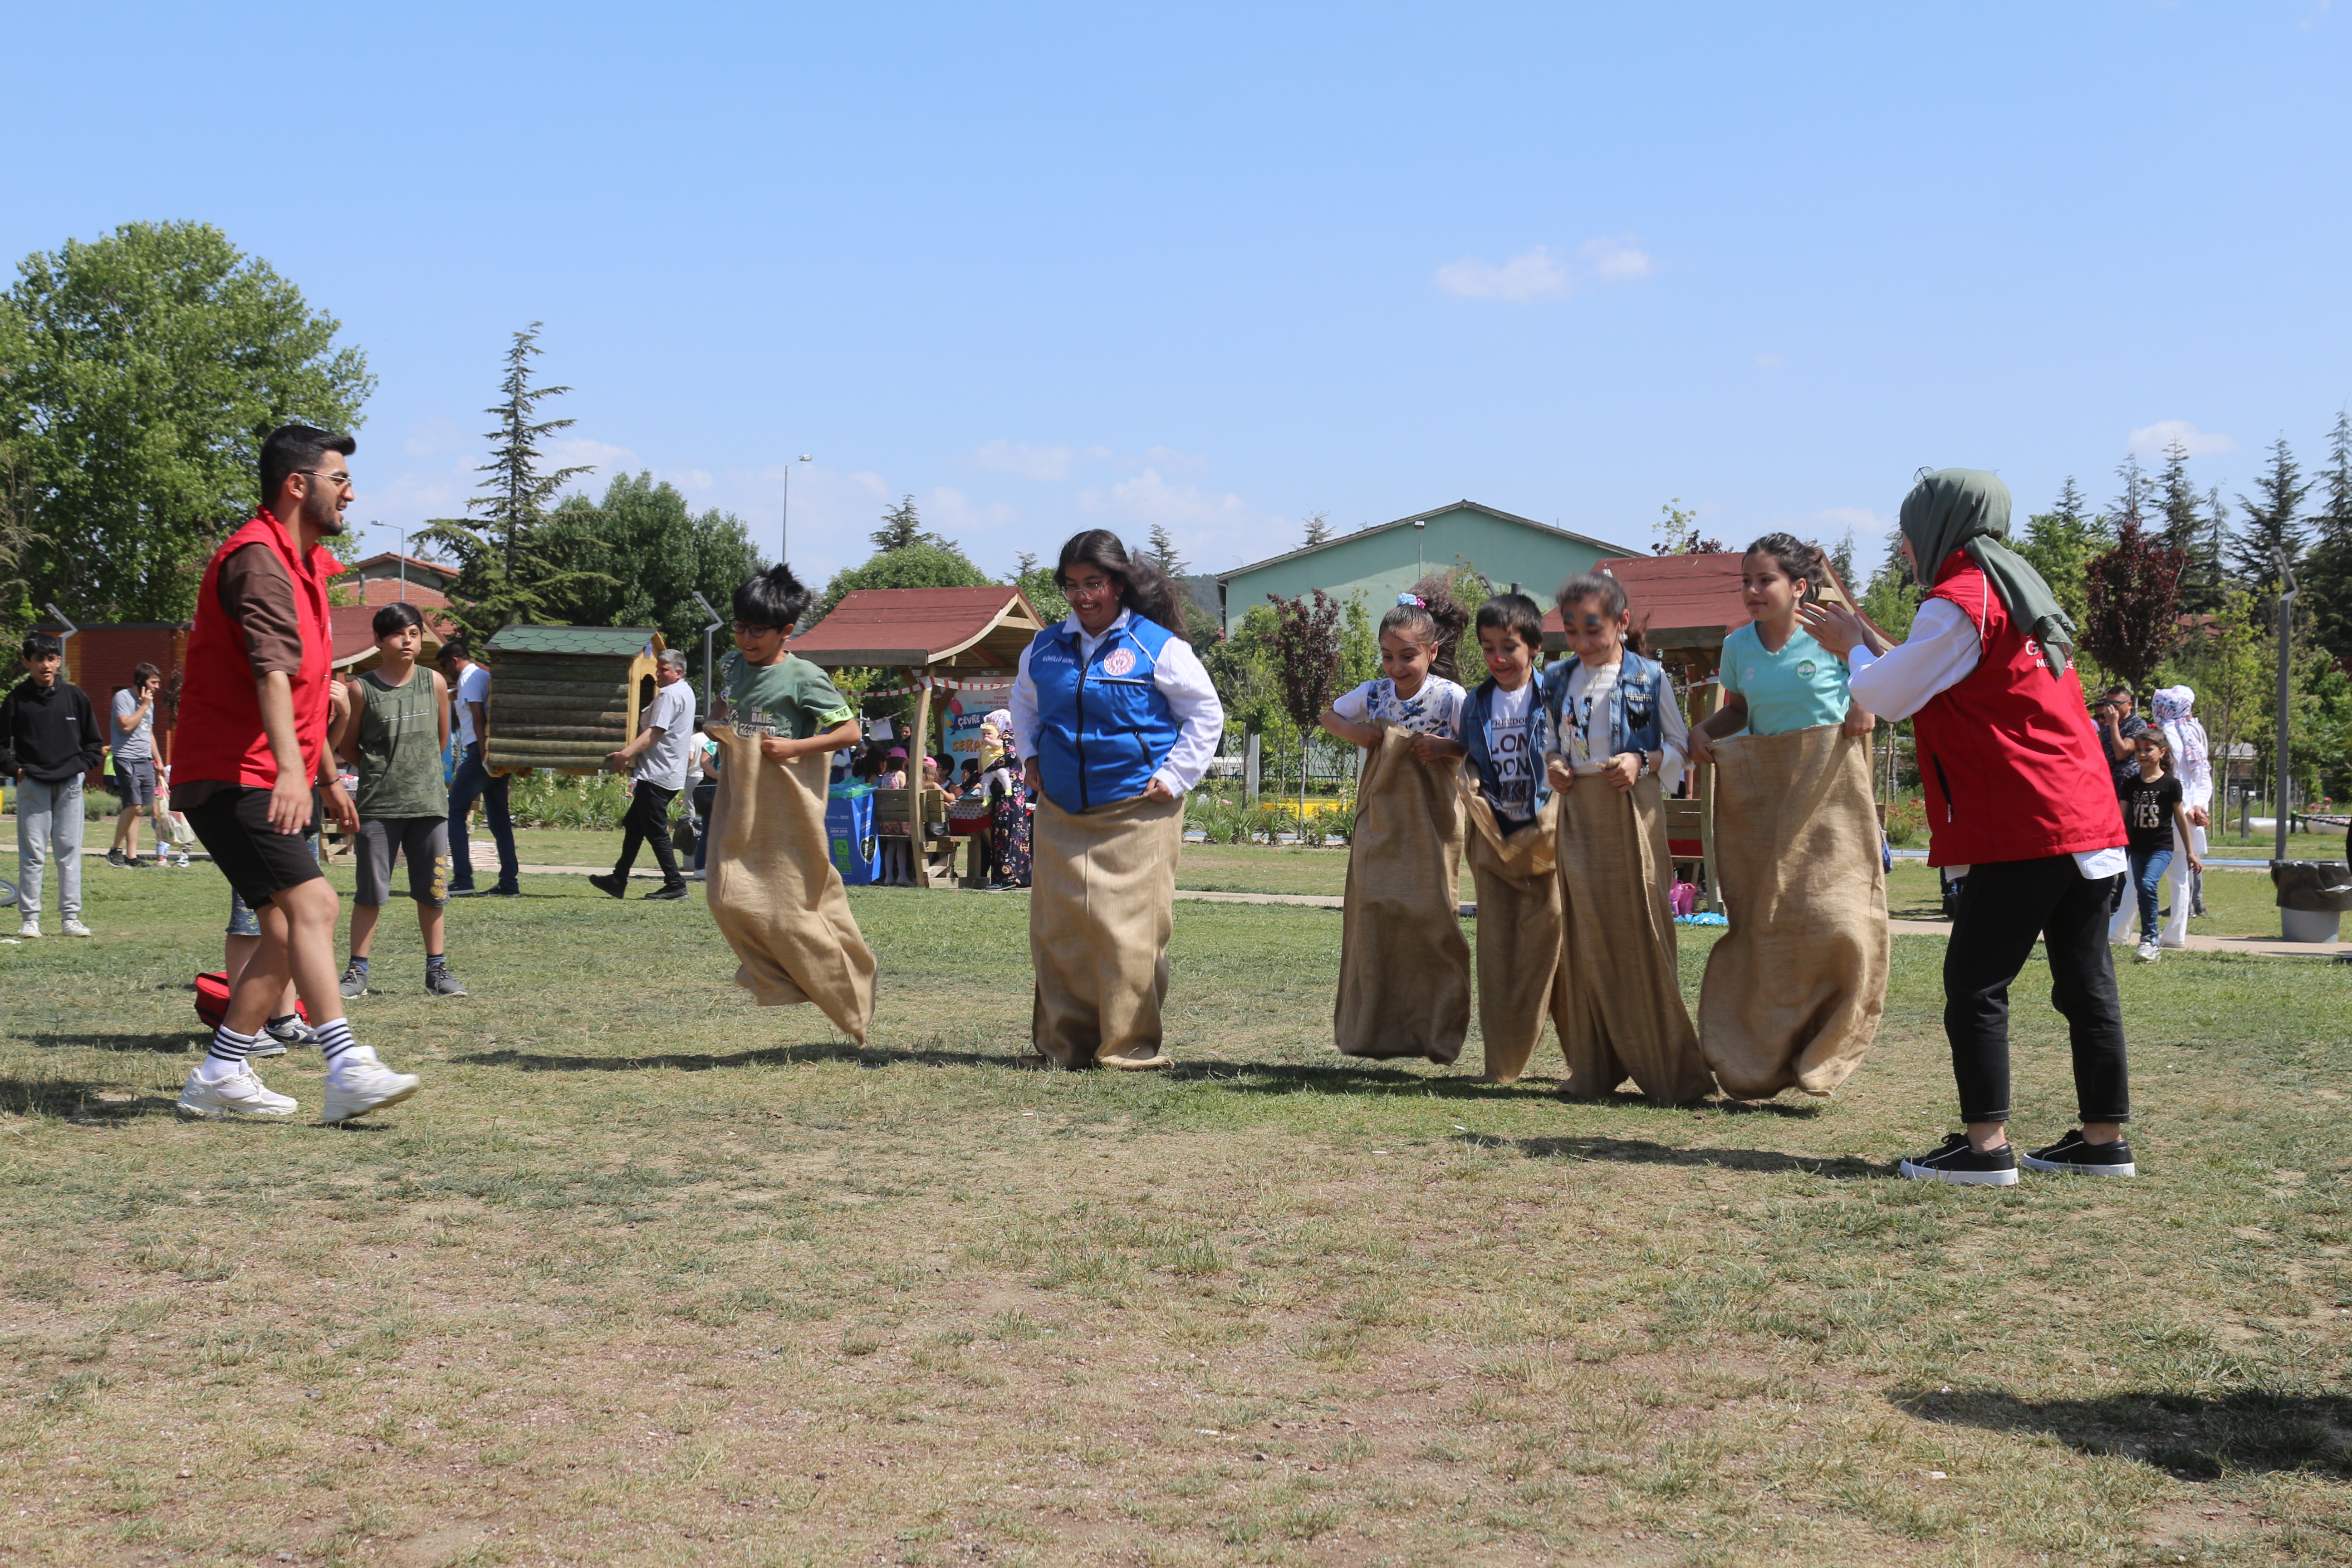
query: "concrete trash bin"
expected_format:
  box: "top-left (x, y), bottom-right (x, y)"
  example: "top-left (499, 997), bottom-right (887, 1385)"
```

top-left (2270, 860), bottom-right (2352, 943)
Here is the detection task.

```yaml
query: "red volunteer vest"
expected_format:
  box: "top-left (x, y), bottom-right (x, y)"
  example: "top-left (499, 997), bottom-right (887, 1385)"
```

top-left (174, 511), bottom-right (336, 790)
top-left (1910, 552), bottom-right (2123, 867)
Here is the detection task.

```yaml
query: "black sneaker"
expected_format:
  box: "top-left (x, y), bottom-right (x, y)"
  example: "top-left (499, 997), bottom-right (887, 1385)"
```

top-left (424, 965), bottom-right (469, 998)
top-left (643, 882), bottom-right (689, 901)
top-left (482, 883), bottom-right (521, 898)
top-left (448, 883), bottom-right (478, 898)
top-left (2021, 1129), bottom-right (2137, 1178)
top-left (1898, 1133), bottom-right (2019, 1187)
top-left (107, 847), bottom-right (129, 868)
top-left (587, 874), bottom-right (627, 899)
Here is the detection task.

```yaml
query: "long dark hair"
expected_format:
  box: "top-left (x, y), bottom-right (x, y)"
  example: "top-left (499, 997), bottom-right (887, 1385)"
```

top-left (1054, 530), bottom-right (1190, 641)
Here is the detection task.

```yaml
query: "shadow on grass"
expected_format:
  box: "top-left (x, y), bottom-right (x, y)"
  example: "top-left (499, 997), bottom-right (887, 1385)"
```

top-left (25, 1031), bottom-right (197, 1057)
top-left (0, 1077), bottom-right (179, 1120)
top-left (1510, 1134), bottom-right (1881, 1178)
top-left (1894, 1387), bottom-right (2352, 1478)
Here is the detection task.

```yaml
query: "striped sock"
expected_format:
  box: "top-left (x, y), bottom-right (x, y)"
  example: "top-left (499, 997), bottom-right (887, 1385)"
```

top-left (201, 1024), bottom-right (259, 1079)
top-left (314, 1018), bottom-right (358, 1063)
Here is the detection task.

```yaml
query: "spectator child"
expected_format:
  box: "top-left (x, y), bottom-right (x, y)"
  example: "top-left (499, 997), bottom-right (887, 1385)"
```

top-left (1, 631), bottom-right (104, 938)
top-left (2118, 729), bottom-right (2200, 963)
top-left (107, 662), bottom-right (164, 866)
top-left (332, 603), bottom-right (466, 997)
top-left (1540, 573), bottom-right (1713, 1103)
top-left (1320, 589), bottom-right (1474, 1063)
top-left (1453, 593), bottom-right (1568, 1081)
top-left (2151, 686), bottom-right (2212, 940)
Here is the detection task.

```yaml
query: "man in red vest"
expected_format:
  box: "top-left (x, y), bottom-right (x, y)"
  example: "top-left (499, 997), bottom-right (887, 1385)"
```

top-left (1806, 469), bottom-right (2132, 1186)
top-left (172, 425), bottom-right (422, 1125)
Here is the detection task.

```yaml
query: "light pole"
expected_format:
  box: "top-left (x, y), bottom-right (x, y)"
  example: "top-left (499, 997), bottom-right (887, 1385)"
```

top-left (2273, 549), bottom-right (2299, 862)
top-left (780, 454), bottom-right (812, 564)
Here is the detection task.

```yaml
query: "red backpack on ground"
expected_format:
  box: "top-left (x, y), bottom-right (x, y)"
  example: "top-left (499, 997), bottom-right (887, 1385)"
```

top-left (194, 973), bottom-right (307, 1030)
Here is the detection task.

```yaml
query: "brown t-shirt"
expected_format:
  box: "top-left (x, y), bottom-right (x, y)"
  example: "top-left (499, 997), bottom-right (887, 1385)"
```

top-left (174, 543), bottom-right (309, 807)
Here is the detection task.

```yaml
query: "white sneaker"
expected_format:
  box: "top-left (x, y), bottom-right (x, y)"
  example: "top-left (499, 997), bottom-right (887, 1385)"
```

top-left (176, 1066), bottom-right (299, 1121)
top-left (62, 917), bottom-right (92, 938)
top-left (2135, 940), bottom-right (2160, 964)
top-left (15, 918), bottom-right (37, 939)
top-left (320, 1048), bottom-right (421, 1125)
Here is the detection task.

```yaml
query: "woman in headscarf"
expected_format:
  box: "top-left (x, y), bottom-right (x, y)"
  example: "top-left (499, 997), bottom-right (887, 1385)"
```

top-left (1009, 531), bottom-right (1223, 1069)
top-left (1803, 469), bottom-right (2133, 1186)
top-left (979, 708), bottom-right (1030, 887)
top-left (2150, 686), bottom-right (2212, 944)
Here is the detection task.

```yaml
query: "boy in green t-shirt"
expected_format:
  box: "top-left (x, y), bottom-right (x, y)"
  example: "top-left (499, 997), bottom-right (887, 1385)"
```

top-left (710, 562), bottom-right (862, 769)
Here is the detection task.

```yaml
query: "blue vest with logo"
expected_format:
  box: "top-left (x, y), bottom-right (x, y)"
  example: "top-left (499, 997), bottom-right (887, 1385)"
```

top-left (1025, 612), bottom-right (1185, 813)
top-left (1539, 648), bottom-right (1667, 760)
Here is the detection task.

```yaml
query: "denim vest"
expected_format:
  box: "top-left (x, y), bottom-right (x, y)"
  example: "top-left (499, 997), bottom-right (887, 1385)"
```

top-left (1025, 612), bottom-right (1184, 813)
top-left (1460, 677), bottom-right (1554, 823)
top-left (1539, 648), bottom-right (1667, 761)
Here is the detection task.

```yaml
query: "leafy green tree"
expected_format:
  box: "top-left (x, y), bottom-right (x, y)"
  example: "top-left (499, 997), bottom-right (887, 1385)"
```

top-left (0, 220), bottom-right (373, 622)
top-left (871, 495), bottom-right (956, 554)
top-left (1267, 590), bottom-right (1345, 816)
top-left (1859, 530), bottom-right (1921, 642)
top-left (2162, 589), bottom-right (2267, 830)
top-left (1829, 529), bottom-right (1857, 596)
top-left (811, 541), bottom-right (993, 626)
top-left (2081, 519), bottom-right (2188, 698)
top-left (2304, 410), bottom-right (2352, 662)
top-left (1011, 550), bottom-right (1069, 626)
top-left (2151, 441), bottom-right (2224, 612)
top-left (2230, 435), bottom-right (2309, 596)
top-left (2014, 475), bottom-right (2109, 629)
top-left (415, 324), bottom-right (612, 637)
top-left (542, 472), bottom-right (763, 680)
top-left (1650, 497), bottom-right (1725, 554)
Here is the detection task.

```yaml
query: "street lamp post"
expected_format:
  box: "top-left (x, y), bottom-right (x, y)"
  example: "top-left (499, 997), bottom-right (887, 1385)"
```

top-left (781, 453), bottom-right (813, 563)
top-left (2273, 549), bottom-right (2299, 862)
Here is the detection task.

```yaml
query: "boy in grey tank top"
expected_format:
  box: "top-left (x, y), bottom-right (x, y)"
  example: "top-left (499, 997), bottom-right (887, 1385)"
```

top-left (329, 603), bottom-right (467, 998)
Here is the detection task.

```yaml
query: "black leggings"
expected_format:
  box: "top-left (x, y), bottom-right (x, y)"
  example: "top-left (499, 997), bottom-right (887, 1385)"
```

top-left (1943, 855), bottom-right (2131, 1126)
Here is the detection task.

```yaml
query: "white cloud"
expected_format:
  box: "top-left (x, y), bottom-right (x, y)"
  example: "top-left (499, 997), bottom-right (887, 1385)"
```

top-left (2128, 419), bottom-right (2235, 459)
top-left (1434, 245), bottom-right (1573, 302)
top-left (1812, 507), bottom-right (1891, 536)
top-left (1581, 235), bottom-right (1655, 281)
top-left (1755, 353), bottom-right (1784, 370)
top-left (974, 440), bottom-right (1075, 481)
top-left (925, 485), bottom-right (1018, 536)
top-left (544, 436), bottom-right (636, 475)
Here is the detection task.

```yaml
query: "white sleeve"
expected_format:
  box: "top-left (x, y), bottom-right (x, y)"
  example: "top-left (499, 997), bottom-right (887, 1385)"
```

top-left (1845, 599), bottom-right (1981, 721)
top-left (1656, 681), bottom-right (1690, 792)
top-left (1009, 643), bottom-right (1041, 763)
top-left (2179, 722), bottom-right (2214, 810)
top-left (1329, 680), bottom-right (1375, 723)
top-left (1151, 636), bottom-right (1226, 796)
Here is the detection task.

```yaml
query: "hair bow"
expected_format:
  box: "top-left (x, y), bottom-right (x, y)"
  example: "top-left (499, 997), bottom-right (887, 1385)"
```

top-left (1397, 593), bottom-right (1425, 607)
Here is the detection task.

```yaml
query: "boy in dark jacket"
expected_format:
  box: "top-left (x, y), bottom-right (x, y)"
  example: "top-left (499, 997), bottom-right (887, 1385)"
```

top-left (2, 632), bottom-right (106, 937)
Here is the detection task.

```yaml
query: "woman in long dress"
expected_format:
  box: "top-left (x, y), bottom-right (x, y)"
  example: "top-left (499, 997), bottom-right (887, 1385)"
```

top-left (1009, 531), bottom-right (1223, 1069)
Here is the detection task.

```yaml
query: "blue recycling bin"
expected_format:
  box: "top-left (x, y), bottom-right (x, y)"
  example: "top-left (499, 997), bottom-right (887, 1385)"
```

top-left (826, 783), bottom-right (878, 885)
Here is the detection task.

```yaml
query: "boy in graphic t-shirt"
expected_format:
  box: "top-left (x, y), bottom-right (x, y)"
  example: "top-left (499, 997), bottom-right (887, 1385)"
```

top-left (2117, 728), bottom-right (2199, 964)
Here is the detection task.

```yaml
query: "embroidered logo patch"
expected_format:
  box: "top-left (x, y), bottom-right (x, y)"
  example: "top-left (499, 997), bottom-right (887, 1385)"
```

top-left (1796, 659), bottom-right (1818, 678)
top-left (1101, 649), bottom-right (1137, 676)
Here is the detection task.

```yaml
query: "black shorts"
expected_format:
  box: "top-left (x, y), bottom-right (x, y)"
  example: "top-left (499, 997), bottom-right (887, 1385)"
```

top-left (185, 787), bottom-right (326, 909)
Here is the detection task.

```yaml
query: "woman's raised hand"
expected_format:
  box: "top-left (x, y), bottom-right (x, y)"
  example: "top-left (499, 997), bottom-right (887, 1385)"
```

top-left (1798, 600), bottom-right (1866, 656)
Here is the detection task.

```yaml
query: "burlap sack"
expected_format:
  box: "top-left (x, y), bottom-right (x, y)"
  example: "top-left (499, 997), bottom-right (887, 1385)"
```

top-left (1461, 788), bottom-right (1568, 1083)
top-left (1334, 724), bottom-right (1470, 1063)
top-left (1556, 773), bottom-right (1714, 1103)
top-left (1697, 725), bottom-right (1887, 1098)
top-left (1030, 791), bottom-right (1186, 1068)
top-left (705, 729), bottom-right (877, 1044)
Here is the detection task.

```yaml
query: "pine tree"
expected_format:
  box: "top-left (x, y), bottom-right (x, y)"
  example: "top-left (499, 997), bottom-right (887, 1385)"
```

top-left (2305, 410), bottom-right (2352, 662)
top-left (1300, 511), bottom-right (1335, 548)
top-left (2016, 476), bottom-right (2108, 629)
top-left (415, 323), bottom-right (611, 635)
top-left (2152, 442), bottom-right (2219, 611)
top-left (2107, 454), bottom-right (2151, 533)
top-left (1829, 529), bottom-right (1857, 595)
top-left (871, 495), bottom-right (929, 552)
top-left (1147, 522), bottom-right (1188, 578)
top-left (2230, 436), bottom-right (2310, 594)
top-left (2203, 486), bottom-right (2234, 595)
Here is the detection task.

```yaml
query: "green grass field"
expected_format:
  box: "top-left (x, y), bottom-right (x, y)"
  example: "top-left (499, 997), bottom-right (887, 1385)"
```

top-left (3, 852), bottom-right (2347, 1567)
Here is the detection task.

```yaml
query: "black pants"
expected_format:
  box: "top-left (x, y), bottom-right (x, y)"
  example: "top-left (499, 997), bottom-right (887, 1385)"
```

top-left (1944, 854), bottom-right (2131, 1126)
top-left (615, 780), bottom-right (682, 886)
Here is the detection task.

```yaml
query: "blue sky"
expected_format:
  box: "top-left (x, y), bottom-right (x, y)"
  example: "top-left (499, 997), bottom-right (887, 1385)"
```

top-left (5, 2), bottom-right (2348, 590)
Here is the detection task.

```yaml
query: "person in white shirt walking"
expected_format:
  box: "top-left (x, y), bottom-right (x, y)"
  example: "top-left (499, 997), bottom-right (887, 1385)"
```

top-left (593, 649), bottom-right (695, 901)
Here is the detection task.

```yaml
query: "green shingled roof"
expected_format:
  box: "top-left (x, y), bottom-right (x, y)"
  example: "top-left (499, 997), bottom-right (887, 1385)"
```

top-left (485, 626), bottom-right (662, 657)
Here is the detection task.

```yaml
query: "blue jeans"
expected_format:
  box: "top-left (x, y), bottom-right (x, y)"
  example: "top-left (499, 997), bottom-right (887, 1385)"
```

top-left (446, 743), bottom-right (517, 891)
top-left (2129, 845), bottom-right (2174, 943)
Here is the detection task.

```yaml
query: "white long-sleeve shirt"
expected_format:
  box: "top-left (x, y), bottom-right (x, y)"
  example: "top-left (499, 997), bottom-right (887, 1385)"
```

top-left (1845, 599), bottom-right (2126, 878)
top-left (1009, 609), bottom-right (1224, 798)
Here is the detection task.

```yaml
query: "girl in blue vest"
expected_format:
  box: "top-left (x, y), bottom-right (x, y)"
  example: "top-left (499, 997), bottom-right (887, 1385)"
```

top-left (1541, 573), bottom-right (1715, 1104)
top-left (1010, 531), bottom-right (1224, 1070)
top-left (1320, 588), bottom-right (1474, 1064)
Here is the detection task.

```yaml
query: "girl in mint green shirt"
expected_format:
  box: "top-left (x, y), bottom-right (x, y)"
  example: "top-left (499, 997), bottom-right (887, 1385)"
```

top-left (1688, 534), bottom-right (1875, 763)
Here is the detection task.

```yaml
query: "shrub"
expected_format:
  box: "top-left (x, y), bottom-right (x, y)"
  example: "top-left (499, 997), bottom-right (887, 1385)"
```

top-left (505, 771), bottom-right (632, 830)
top-left (1882, 793), bottom-right (1925, 848)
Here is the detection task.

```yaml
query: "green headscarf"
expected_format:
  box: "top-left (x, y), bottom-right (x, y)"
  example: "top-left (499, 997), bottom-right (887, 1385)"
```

top-left (1898, 468), bottom-right (2076, 675)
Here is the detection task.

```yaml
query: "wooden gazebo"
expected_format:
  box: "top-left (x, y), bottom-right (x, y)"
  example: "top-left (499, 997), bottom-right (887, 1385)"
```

top-left (789, 586), bottom-right (1047, 889)
top-left (1543, 553), bottom-right (1869, 909)
top-left (480, 625), bottom-right (668, 776)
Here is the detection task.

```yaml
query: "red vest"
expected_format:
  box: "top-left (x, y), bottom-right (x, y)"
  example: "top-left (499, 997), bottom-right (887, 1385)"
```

top-left (1911, 553), bottom-right (2123, 867)
top-left (174, 511), bottom-right (336, 790)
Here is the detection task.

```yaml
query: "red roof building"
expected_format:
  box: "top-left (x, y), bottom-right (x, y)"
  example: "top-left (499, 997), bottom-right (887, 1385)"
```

top-left (789, 586), bottom-right (1048, 672)
top-left (331, 552), bottom-right (458, 608)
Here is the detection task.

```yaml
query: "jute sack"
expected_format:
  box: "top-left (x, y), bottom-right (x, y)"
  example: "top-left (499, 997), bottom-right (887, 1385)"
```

top-left (1460, 787), bottom-right (1568, 1083)
top-left (1030, 790), bottom-right (1186, 1068)
top-left (1556, 773), bottom-right (1714, 1103)
top-left (1334, 723), bottom-right (1470, 1063)
top-left (1697, 725), bottom-right (1887, 1098)
top-left (704, 729), bottom-right (877, 1044)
